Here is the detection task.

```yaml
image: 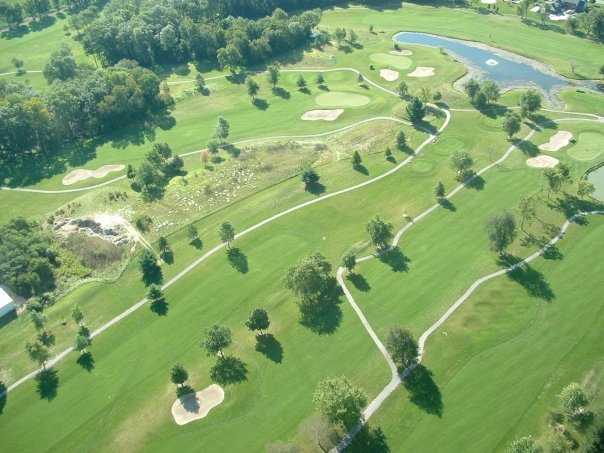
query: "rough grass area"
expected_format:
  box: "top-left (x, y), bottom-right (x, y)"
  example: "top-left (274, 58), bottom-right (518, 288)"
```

top-left (63, 233), bottom-right (124, 269)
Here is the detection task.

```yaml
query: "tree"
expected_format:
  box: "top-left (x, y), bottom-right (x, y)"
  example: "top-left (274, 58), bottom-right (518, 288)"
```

top-left (508, 436), bottom-right (541, 453)
top-left (43, 45), bottom-right (77, 84)
top-left (30, 311), bottom-right (46, 331)
top-left (351, 150), bottom-right (362, 168)
top-left (366, 216), bottom-right (393, 252)
top-left (385, 147), bottom-right (393, 161)
top-left (481, 80), bottom-right (500, 104)
top-left (24, 0), bottom-right (50, 20)
top-left (126, 164), bottom-right (135, 179)
top-left (316, 73), bottom-right (325, 86)
top-left (25, 341), bottom-right (50, 368)
top-left (397, 81), bottom-right (408, 99)
top-left (219, 222), bottom-right (235, 249)
top-left (435, 181), bottom-right (445, 199)
top-left (74, 330), bottom-right (91, 355)
top-left (267, 65), bottom-right (280, 87)
top-left (147, 284), bottom-right (166, 313)
top-left (72, 305), bottom-right (84, 325)
top-left (577, 180), bottom-right (595, 199)
top-left (342, 252), bottom-right (356, 273)
top-left (170, 363), bottom-right (188, 387)
top-left (450, 151), bottom-right (474, 181)
top-left (473, 90), bottom-right (488, 109)
top-left (138, 249), bottom-right (161, 284)
top-left (246, 77), bottom-right (260, 101)
top-left (420, 87), bottom-right (431, 103)
top-left (464, 78), bottom-right (480, 99)
top-left (357, 72), bottom-right (364, 84)
top-left (313, 376), bottom-right (367, 428)
top-left (207, 140), bottom-right (219, 154)
top-left (334, 28), bottom-right (347, 47)
top-left (285, 253), bottom-right (332, 303)
top-left (396, 130), bottom-right (406, 150)
top-left (503, 112), bottom-right (522, 139)
top-left (348, 29), bottom-right (358, 45)
top-left (217, 45), bottom-right (243, 73)
top-left (202, 324), bottom-right (232, 357)
top-left (187, 224), bottom-right (199, 243)
top-left (385, 327), bottom-right (418, 370)
top-left (559, 382), bottom-right (589, 418)
top-left (195, 74), bottom-right (206, 93)
top-left (543, 164), bottom-right (571, 197)
top-left (296, 75), bottom-right (307, 91)
top-left (302, 167), bottom-right (320, 189)
top-left (486, 212), bottom-right (517, 255)
top-left (585, 8), bottom-right (604, 42)
top-left (158, 236), bottom-right (172, 261)
top-left (517, 196), bottom-right (536, 233)
top-left (215, 116), bottom-right (230, 143)
top-left (245, 308), bottom-right (270, 335)
top-left (519, 89), bottom-right (542, 118)
top-left (0, 2), bottom-right (23, 29)
top-left (406, 97), bottom-right (426, 123)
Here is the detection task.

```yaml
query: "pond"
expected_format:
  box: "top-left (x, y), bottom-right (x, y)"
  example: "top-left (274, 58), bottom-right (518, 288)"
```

top-left (587, 165), bottom-right (604, 201)
top-left (393, 32), bottom-right (568, 94)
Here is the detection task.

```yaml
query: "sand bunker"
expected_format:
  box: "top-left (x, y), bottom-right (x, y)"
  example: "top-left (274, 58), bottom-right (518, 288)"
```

top-left (485, 58), bottom-right (499, 66)
top-left (301, 109), bottom-right (344, 121)
top-left (172, 384), bottom-right (225, 426)
top-left (380, 69), bottom-right (399, 81)
top-left (63, 164), bottom-right (125, 186)
top-left (481, 0), bottom-right (496, 3)
top-left (389, 49), bottom-right (413, 56)
top-left (538, 131), bottom-right (573, 152)
top-left (408, 67), bottom-right (435, 78)
top-left (527, 155), bottom-right (559, 168)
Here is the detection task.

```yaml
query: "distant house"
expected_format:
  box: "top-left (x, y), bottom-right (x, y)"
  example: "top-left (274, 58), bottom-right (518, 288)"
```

top-left (0, 287), bottom-right (16, 318)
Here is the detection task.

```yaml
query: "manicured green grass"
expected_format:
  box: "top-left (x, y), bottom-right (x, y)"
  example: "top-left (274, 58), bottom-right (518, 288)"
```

top-left (321, 4), bottom-right (604, 79)
top-left (314, 91), bottom-right (371, 107)
top-left (567, 132), bottom-right (604, 161)
top-left (361, 216), bottom-right (604, 452)
top-left (369, 53), bottom-right (413, 70)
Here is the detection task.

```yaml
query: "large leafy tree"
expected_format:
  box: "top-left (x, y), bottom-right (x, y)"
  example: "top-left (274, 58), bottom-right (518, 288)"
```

top-left (486, 212), bottom-right (517, 255)
top-left (43, 45), bottom-right (78, 84)
top-left (386, 327), bottom-right (418, 370)
top-left (285, 253), bottom-right (332, 303)
top-left (202, 324), bottom-right (232, 357)
top-left (366, 216), bottom-right (393, 252)
top-left (313, 376), bottom-right (367, 428)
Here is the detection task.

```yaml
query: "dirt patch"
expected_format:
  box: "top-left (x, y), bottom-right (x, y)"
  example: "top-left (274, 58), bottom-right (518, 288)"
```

top-left (301, 109), bottom-right (344, 121)
top-left (379, 69), bottom-right (399, 81)
top-left (408, 67), bottom-right (435, 78)
top-left (172, 384), bottom-right (224, 425)
top-left (526, 155), bottom-right (560, 168)
top-left (539, 131), bottom-right (573, 152)
top-left (389, 49), bottom-right (413, 56)
top-left (62, 164), bottom-right (125, 186)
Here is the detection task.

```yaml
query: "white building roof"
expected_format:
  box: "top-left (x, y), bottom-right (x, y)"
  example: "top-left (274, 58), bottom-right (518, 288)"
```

top-left (0, 287), bottom-right (14, 309)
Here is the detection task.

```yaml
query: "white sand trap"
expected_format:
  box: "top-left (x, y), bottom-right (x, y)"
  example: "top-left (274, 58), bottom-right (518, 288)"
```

top-left (301, 109), bottom-right (344, 121)
top-left (389, 49), bottom-right (413, 56)
top-left (485, 58), bottom-right (499, 66)
top-left (63, 164), bottom-right (125, 186)
top-left (408, 67), bottom-right (435, 78)
top-left (172, 384), bottom-right (225, 426)
top-left (379, 69), bottom-right (399, 81)
top-left (527, 155), bottom-right (559, 168)
top-left (481, 0), bottom-right (496, 3)
top-left (538, 131), bottom-right (573, 152)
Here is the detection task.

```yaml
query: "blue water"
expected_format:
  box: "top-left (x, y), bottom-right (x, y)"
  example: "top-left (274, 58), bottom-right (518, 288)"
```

top-left (587, 166), bottom-right (604, 200)
top-left (394, 32), bottom-right (568, 93)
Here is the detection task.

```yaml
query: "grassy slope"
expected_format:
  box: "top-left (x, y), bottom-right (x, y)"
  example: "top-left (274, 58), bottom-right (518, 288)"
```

top-left (364, 215), bottom-right (604, 452)
top-left (321, 4), bottom-right (604, 80)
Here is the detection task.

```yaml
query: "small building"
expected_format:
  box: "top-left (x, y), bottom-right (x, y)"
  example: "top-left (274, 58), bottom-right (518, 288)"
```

top-left (0, 287), bottom-right (16, 318)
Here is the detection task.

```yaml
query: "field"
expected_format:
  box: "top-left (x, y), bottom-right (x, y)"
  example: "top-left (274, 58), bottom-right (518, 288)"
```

top-left (0, 2), bottom-right (603, 453)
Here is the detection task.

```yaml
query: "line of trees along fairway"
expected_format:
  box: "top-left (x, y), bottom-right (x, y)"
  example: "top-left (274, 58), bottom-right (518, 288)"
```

top-left (80, 2), bottom-right (322, 70)
top-left (0, 55), bottom-right (173, 185)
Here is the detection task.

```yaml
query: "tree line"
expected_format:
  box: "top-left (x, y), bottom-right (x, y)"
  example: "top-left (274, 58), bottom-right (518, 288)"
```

top-left (0, 50), bottom-right (172, 184)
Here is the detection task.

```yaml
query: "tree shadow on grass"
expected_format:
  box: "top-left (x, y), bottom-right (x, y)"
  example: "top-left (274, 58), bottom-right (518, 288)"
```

top-left (210, 356), bottom-right (248, 385)
top-left (76, 352), bottom-right (95, 372)
top-left (255, 334), bottom-right (283, 363)
top-left (347, 273), bottom-right (371, 292)
top-left (305, 182), bottom-right (326, 196)
top-left (272, 86), bottom-right (290, 99)
top-left (464, 174), bottom-right (485, 190)
top-left (299, 278), bottom-right (343, 335)
top-left (378, 247), bottom-right (410, 272)
top-left (513, 138), bottom-right (539, 157)
top-left (150, 298), bottom-right (169, 316)
top-left (0, 381), bottom-right (6, 414)
top-left (227, 248), bottom-right (249, 274)
top-left (498, 255), bottom-right (555, 302)
top-left (403, 365), bottom-right (443, 417)
top-left (531, 114), bottom-right (558, 129)
top-left (542, 244), bottom-right (564, 261)
top-left (438, 198), bottom-right (456, 211)
top-left (353, 164), bottom-right (369, 175)
top-left (36, 369), bottom-right (59, 401)
top-left (0, 310), bottom-right (17, 329)
top-left (190, 238), bottom-right (203, 250)
top-left (161, 249), bottom-right (174, 265)
top-left (554, 194), bottom-right (604, 220)
top-left (223, 144), bottom-right (241, 158)
top-left (252, 98), bottom-right (269, 110)
top-left (347, 425), bottom-right (390, 453)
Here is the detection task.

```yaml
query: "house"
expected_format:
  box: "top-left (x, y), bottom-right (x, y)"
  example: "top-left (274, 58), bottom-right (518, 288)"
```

top-left (0, 287), bottom-right (16, 318)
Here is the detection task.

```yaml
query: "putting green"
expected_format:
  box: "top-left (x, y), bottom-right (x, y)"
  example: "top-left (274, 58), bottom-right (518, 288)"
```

top-left (369, 53), bottom-right (413, 70)
top-left (315, 91), bottom-right (371, 107)
top-left (567, 132), bottom-right (604, 161)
